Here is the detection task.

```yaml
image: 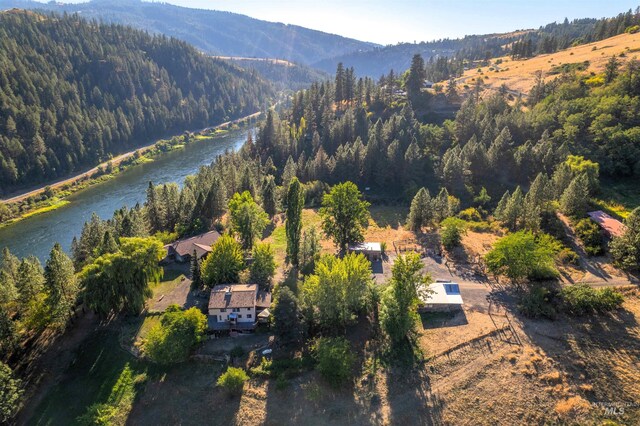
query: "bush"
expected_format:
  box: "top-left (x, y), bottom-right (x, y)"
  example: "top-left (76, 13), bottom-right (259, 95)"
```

top-left (458, 207), bottom-right (482, 222)
top-left (560, 284), bottom-right (624, 316)
top-left (440, 217), bottom-right (467, 250)
top-left (518, 286), bottom-right (557, 319)
top-left (574, 219), bottom-right (603, 256)
top-left (143, 306), bottom-right (207, 364)
top-left (312, 337), bottom-right (355, 388)
top-left (558, 248), bottom-right (579, 265)
top-left (625, 25), bottom-right (640, 34)
top-left (217, 367), bottom-right (249, 396)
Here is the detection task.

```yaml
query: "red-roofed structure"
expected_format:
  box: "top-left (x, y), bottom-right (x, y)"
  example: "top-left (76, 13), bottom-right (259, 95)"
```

top-left (587, 211), bottom-right (626, 238)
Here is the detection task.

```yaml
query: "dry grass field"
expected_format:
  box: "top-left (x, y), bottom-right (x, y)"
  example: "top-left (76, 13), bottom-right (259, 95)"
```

top-left (451, 31), bottom-right (640, 95)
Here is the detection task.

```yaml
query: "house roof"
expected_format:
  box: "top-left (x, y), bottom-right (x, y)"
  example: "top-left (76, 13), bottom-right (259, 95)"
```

top-left (587, 211), bottom-right (626, 238)
top-left (164, 230), bottom-right (221, 257)
top-left (348, 242), bottom-right (382, 253)
top-left (208, 284), bottom-right (258, 310)
top-left (421, 282), bottom-right (464, 305)
top-left (256, 290), bottom-right (272, 309)
top-left (208, 284), bottom-right (271, 311)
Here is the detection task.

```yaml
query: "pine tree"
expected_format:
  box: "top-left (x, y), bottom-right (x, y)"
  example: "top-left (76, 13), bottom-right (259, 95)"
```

top-left (560, 174), bottom-right (590, 217)
top-left (407, 188), bottom-right (432, 232)
top-left (286, 178), bottom-right (304, 267)
top-left (610, 207), bottom-right (640, 269)
top-left (146, 181), bottom-right (164, 233)
top-left (261, 175), bottom-right (277, 218)
top-left (406, 54), bottom-right (427, 104)
top-left (44, 243), bottom-right (78, 330)
top-left (494, 190), bottom-right (511, 221)
top-left (503, 187), bottom-right (525, 231)
top-left (191, 249), bottom-right (203, 289)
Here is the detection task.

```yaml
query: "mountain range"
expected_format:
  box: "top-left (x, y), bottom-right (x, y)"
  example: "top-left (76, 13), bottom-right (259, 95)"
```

top-left (0, 0), bottom-right (377, 65)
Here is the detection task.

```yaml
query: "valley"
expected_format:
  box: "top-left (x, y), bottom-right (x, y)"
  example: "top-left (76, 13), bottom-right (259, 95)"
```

top-left (0, 2), bottom-right (640, 426)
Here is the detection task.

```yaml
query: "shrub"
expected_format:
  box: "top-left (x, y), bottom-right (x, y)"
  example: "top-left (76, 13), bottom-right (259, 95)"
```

top-left (574, 219), bottom-right (603, 256)
top-left (440, 217), bottom-right (467, 250)
top-left (458, 207), bottom-right (482, 222)
top-left (558, 248), bottom-right (579, 265)
top-left (518, 286), bottom-right (557, 319)
top-left (560, 284), bottom-right (624, 316)
top-left (485, 231), bottom-right (557, 285)
top-left (625, 25), bottom-right (640, 34)
top-left (143, 306), bottom-right (207, 364)
top-left (217, 367), bottom-right (249, 396)
top-left (312, 337), bottom-right (355, 388)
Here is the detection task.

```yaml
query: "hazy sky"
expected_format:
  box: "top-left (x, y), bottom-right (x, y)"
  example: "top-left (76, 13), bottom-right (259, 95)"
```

top-left (38, 1), bottom-right (640, 44)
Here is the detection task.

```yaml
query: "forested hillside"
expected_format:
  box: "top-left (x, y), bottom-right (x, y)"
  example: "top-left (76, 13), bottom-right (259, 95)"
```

top-left (315, 8), bottom-right (640, 78)
top-left (111, 55), bottom-right (640, 245)
top-left (0, 0), bottom-right (377, 65)
top-left (0, 10), bottom-right (271, 193)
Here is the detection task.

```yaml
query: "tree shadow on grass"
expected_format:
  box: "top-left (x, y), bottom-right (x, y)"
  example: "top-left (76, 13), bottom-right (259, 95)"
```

top-left (383, 341), bottom-right (445, 426)
top-left (508, 293), bottom-right (640, 423)
top-left (370, 206), bottom-right (407, 230)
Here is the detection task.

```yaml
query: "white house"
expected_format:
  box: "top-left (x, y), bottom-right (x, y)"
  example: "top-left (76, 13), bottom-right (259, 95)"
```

top-left (207, 284), bottom-right (271, 332)
top-left (419, 281), bottom-right (464, 312)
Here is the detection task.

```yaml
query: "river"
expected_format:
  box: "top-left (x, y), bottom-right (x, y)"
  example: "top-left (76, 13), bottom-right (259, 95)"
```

top-left (0, 129), bottom-right (248, 261)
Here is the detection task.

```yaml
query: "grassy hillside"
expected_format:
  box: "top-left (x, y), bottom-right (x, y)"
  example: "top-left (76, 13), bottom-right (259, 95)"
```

top-left (452, 31), bottom-right (640, 95)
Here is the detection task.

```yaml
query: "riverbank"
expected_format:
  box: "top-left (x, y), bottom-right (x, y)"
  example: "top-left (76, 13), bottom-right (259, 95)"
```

top-left (0, 112), bottom-right (261, 228)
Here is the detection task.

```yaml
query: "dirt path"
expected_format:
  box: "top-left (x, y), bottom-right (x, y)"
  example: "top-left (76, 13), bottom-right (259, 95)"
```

top-left (556, 212), bottom-right (638, 287)
top-left (1, 112), bottom-right (262, 204)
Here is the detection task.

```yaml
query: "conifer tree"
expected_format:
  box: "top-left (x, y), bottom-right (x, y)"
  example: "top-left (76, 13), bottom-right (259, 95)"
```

top-left (261, 175), bottom-right (277, 218)
top-left (407, 188), bottom-right (432, 232)
top-left (191, 249), bottom-right (203, 290)
top-left (560, 174), bottom-right (590, 217)
top-left (146, 182), bottom-right (164, 233)
top-left (44, 243), bottom-right (78, 329)
top-left (503, 186), bottom-right (525, 231)
top-left (286, 178), bottom-right (304, 267)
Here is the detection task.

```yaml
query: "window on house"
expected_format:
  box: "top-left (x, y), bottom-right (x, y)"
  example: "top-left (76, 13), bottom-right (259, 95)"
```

top-left (238, 315), bottom-right (242, 319)
top-left (220, 309), bottom-right (226, 313)
top-left (233, 308), bottom-right (240, 312)
top-left (247, 314), bottom-right (252, 319)
top-left (219, 315), bottom-right (222, 321)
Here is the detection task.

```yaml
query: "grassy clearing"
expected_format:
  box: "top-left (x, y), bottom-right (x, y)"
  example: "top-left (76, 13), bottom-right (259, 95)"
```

top-left (369, 205), bottom-right (407, 229)
top-left (264, 209), bottom-right (323, 264)
top-left (596, 178), bottom-right (640, 219)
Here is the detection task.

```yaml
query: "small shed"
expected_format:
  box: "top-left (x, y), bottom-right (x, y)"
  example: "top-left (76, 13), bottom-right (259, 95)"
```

top-left (348, 242), bottom-right (382, 261)
top-left (587, 211), bottom-right (626, 238)
top-left (419, 282), bottom-right (464, 312)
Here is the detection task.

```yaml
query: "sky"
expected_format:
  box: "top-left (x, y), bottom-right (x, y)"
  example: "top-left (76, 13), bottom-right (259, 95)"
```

top-left (38, 1), bottom-right (640, 44)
